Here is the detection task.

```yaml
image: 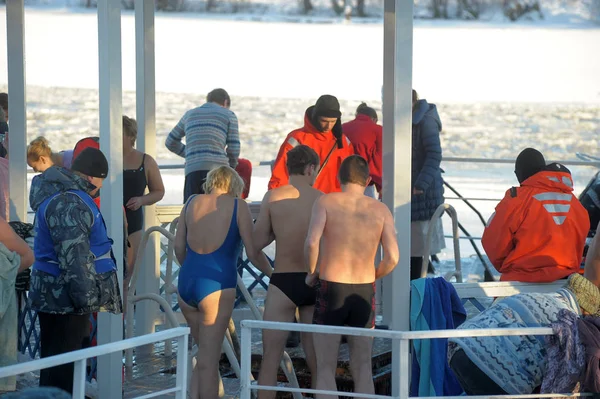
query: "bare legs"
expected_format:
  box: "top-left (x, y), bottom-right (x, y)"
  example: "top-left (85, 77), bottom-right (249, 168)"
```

top-left (178, 288), bottom-right (236, 399)
top-left (347, 335), bottom-right (375, 396)
top-left (313, 332), bottom-right (374, 399)
top-left (257, 285), bottom-right (317, 399)
top-left (313, 332), bottom-right (341, 399)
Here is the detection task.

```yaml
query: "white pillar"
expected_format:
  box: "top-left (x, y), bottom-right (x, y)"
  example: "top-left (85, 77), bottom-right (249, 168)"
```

top-left (135, 0), bottom-right (160, 353)
top-left (382, 0), bottom-right (413, 395)
top-left (6, 0), bottom-right (27, 222)
top-left (97, 1), bottom-right (124, 397)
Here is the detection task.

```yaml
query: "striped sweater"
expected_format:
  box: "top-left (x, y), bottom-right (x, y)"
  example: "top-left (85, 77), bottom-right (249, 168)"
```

top-left (166, 102), bottom-right (240, 175)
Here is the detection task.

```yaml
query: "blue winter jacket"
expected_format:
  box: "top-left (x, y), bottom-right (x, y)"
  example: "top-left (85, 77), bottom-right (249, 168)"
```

top-left (412, 99), bottom-right (444, 221)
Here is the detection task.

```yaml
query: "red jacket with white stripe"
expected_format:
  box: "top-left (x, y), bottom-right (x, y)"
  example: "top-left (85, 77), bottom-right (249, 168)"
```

top-left (268, 106), bottom-right (354, 193)
top-left (482, 164), bottom-right (590, 283)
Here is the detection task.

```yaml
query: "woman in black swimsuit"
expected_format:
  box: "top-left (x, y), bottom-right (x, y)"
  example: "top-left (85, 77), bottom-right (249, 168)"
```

top-left (123, 116), bottom-right (165, 278)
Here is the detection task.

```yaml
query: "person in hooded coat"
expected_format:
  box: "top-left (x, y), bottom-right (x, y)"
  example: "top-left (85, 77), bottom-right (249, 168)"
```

top-left (28, 148), bottom-right (122, 395)
top-left (410, 90), bottom-right (445, 280)
top-left (482, 148), bottom-right (590, 282)
top-left (269, 95), bottom-right (354, 193)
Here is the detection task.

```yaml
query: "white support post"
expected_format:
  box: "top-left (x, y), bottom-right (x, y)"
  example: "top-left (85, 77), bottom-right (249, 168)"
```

top-left (134, 0), bottom-right (160, 355)
top-left (382, 0), bottom-right (413, 396)
top-left (97, 1), bottom-right (124, 397)
top-left (240, 324), bottom-right (252, 399)
top-left (6, 0), bottom-right (27, 222)
top-left (72, 359), bottom-right (87, 399)
top-left (175, 333), bottom-right (189, 399)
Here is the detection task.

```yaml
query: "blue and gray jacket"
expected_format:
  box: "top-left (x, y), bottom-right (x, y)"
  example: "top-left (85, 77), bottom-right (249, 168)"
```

top-left (29, 167), bottom-right (122, 315)
top-left (412, 99), bottom-right (445, 221)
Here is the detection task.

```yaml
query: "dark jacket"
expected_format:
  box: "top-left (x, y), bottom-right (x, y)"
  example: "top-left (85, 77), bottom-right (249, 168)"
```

top-left (28, 167), bottom-right (122, 315)
top-left (577, 316), bottom-right (600, 392)
top-left (412, 99), bottom-right (444, 221)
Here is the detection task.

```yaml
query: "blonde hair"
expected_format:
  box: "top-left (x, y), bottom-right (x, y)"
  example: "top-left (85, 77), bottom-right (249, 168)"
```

top-left (27, 136), bottom-right (52, 162)
top-left (123, 115), bottom-right (138, 145)
top-left (203, 166), bottom-right (245, 198)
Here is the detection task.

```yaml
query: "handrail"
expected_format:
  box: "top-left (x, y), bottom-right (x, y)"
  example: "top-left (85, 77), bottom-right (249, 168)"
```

top-left (0, 327), bottom-right (190, 399)
top-left (22, 156), bottom-right (600, 175)
top-left (421, 203), bottom-right (462, 282)
top-left (239, 319), bottom-right (593, 399)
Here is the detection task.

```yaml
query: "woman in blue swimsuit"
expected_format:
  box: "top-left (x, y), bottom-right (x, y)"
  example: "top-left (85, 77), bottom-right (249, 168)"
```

top-left (175, 165), bottom-right (272, 399)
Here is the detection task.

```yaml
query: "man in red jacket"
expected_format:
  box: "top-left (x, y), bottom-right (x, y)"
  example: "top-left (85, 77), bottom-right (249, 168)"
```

top-left (342, 103), bottom-right (382, 197)
top-left (269, 95), bottom-right (354, 193)
top-left (482, 148), bottom-right (590, 283)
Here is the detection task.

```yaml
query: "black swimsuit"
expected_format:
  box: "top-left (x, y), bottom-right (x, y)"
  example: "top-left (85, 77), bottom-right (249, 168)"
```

top-left (123, 154), bottom-right (147, 235)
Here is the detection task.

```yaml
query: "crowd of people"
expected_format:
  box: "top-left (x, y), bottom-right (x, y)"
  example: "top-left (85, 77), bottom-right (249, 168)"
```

top-left (1, 86), bottom-right (600, 399)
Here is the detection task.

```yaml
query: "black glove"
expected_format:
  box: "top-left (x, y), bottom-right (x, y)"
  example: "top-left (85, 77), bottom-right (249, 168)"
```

top-left (332, 118), bottom-right (343, 149)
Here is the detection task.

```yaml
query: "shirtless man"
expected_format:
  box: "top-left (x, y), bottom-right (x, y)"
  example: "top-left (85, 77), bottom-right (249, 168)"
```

top-left (254, 145), bottom-right (323, 398)
top-left (305, 155), bottom-right (399, 398)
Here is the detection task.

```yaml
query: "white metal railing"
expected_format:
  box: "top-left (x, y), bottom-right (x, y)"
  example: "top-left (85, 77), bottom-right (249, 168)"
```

top-left (421, 203), bottom-right (462, 282)
top-left (0, 327), bottom-right (190, 399)
top-left (239, 319), bottom-right (593, 399)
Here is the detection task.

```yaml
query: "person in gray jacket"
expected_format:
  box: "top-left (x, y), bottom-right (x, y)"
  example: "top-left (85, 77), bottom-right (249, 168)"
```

top-left (28, 147), bottom-right (122, 395)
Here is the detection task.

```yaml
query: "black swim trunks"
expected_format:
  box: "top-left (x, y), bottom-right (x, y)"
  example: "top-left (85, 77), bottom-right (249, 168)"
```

top-left (269, 272), bottom-right (316, 307)
top-left (313, 280), bottom-right (375, 328)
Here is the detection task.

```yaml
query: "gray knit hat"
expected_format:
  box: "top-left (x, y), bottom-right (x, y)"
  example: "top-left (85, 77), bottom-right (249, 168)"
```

top-left (565, 274), bottom-right (600, 315)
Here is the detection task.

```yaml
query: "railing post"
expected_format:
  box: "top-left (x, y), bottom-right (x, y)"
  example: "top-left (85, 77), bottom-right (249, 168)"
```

top-left (382, 0), bottom-right (414, 394)
top-left (6, 0), bottom-right (27, 222)
top-left (72, 359), bottom-right (87, 399)
top-left (397, 338), bottom-right (410, 399)
top-left (134, 0), bottom-right (160, 357)
top-left (175, 333), bottom-right (189, 399)
top-left (240, 323), bottom-right (252, 399)
top-left (97, 0), bottom-right (124, 397)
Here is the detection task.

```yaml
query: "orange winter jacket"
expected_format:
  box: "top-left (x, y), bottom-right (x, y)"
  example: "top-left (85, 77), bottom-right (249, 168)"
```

top-left (482, 165), bottom-right (590, 283)
top-left (268, 106), bottom-right (354, 193)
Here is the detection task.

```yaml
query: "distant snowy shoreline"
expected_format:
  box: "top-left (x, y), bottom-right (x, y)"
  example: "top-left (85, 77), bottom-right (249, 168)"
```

top-left (10, 0), bottom-right (600, 25)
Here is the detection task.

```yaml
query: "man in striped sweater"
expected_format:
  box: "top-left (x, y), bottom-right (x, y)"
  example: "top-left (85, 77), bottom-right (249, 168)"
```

top-left (166, 88), bottom-right (240, 202)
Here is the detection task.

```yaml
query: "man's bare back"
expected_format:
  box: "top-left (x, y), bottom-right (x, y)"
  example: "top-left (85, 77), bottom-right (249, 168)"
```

top-left (317, 192), bottom-right (390, 283)
top-left (305, 155), bottom-right (399, 399)
top-left (266, 184), bottom-right (322, 273)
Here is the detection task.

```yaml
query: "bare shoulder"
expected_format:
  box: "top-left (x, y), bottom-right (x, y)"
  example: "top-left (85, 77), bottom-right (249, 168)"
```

top-left (365, 197), bottom-right (392, 215)
top-left (268, 185), bottom-right (297, 202)
top-left (143, 152), bottom-right (159, 167)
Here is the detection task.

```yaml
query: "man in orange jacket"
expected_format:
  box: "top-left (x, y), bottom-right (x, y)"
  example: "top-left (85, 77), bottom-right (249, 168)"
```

top-left (482, 148), bottom-right (590, 283)
top-left (269, 95), bottom-right (354, 193)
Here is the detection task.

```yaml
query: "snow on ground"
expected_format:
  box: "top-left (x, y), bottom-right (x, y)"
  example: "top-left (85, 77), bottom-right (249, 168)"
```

top-left (0, 8), bottom-right (600, 103)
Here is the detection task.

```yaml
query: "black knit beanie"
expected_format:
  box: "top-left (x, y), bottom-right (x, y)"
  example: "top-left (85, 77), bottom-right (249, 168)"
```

top-left (71, 147), bottom-right (109, 178)
top-left (312, 95), bottom-right (341, 119)
top-left (515, 148), bottom-right (546, 184)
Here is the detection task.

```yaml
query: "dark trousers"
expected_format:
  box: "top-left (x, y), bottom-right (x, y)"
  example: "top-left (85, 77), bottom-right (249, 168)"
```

top-left (410, 256), bottom-right (436, 280)
top-left (450, 349), bottom-right (508, 395)
top-left (183, 170), bottom-right (209, 203)
top-left (39, 312), bottom-right (90, 394)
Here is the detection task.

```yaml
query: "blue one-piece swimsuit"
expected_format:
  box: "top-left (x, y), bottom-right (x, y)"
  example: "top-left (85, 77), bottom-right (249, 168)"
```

top-left (178, 197), bottom-right (242, 307)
